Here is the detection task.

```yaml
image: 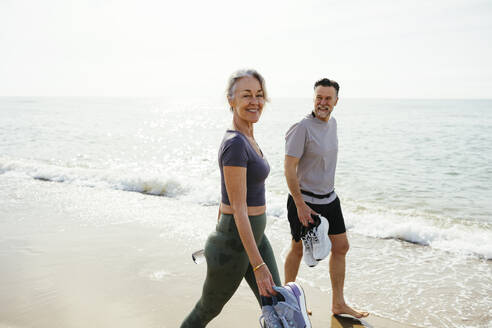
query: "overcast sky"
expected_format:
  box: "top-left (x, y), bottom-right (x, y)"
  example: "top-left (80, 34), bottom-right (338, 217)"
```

top-left (1, 0), bottom-right (491, 99)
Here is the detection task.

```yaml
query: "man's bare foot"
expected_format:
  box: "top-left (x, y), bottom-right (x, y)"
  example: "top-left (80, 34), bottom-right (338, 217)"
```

top-left (332, 303), bottom-right (369, 318)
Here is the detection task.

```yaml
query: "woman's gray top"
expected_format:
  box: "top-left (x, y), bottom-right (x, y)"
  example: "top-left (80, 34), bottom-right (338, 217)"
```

top-left (219, 130), bottom-right (270, 207)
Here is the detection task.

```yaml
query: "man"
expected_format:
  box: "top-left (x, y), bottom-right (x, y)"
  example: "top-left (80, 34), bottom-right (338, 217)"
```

top-left (284, 78), bottom-right (368, 318)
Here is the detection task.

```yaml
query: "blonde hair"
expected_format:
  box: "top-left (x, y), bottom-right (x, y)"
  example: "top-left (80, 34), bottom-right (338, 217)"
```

top-left (226, 69), bottom-right (269, 111)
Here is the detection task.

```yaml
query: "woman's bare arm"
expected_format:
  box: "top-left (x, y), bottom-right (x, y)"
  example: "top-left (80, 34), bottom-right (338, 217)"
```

top-left (223, 165), bottom-right (276, 296)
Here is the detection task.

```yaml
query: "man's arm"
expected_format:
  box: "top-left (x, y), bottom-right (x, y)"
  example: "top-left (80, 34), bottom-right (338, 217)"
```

top-left (284, 155), bottom-right (317, 226)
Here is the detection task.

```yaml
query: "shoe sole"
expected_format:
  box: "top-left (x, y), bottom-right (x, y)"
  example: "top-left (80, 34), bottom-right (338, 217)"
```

top-left (287, 282), bottom-right (312, 328)
top-left (313, 217), bottom-right (331, 261)
top-left (313, 239), bottom-right (331, 261)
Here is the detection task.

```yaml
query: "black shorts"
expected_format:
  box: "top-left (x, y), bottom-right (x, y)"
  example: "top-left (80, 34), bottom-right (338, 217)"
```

top-left (287, 194), bottom-right (346, 242)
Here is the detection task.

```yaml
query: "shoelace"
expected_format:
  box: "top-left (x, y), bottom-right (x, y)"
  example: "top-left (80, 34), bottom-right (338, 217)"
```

top-left (301, 235), bottom-right (313, 254)
top-left (258, 311), bottom-right (281, 328)
top-left (259, 296), bottom-right (281, 328)
top-left (276, 302), bottom-right (301, 328)
top-left (304, 229), bottom-right (319, 243)
top-left (301, 230), bottom-right (319, 248)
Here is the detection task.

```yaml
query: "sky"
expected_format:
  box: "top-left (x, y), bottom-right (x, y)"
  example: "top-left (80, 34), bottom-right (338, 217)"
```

top-left (1, 0), bottom-right (491, 99)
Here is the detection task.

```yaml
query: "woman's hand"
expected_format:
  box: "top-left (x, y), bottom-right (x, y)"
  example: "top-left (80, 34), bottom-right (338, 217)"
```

top-left (254, 264), bottom-right (277, 296)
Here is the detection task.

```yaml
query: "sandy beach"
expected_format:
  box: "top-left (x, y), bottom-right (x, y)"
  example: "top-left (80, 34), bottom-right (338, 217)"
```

top-left (0, 176), bottom-right (416, 328)
top-left (2, 0), bottom-right (492, 323)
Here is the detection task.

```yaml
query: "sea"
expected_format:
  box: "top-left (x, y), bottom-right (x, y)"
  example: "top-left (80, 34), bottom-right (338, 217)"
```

top-left (0, 97), bottom-right (491, 328)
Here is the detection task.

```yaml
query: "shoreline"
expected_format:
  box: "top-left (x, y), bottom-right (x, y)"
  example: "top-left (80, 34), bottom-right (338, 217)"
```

top-left (0, 209), bottom-right (415, 328)
top-left (0, 177), bottom-right (414, 327)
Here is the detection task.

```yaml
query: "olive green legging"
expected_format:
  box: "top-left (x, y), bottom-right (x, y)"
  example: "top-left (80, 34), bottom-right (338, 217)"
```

top-left (180, 213), bottom-right (281, 328)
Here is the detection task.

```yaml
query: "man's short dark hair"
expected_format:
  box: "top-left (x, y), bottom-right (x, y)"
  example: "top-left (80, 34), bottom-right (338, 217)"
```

top-left (314, 78), bottom-right (340, 95)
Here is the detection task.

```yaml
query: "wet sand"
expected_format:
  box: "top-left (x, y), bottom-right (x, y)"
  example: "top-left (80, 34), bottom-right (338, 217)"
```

top-left (0, 178), bottom-right (415, 328)
top-left (0, 223), bottom-right (414, 328)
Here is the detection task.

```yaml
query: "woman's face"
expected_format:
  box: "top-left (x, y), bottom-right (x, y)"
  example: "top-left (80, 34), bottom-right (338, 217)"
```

top-left (229, 76), bottom-right (265, 124)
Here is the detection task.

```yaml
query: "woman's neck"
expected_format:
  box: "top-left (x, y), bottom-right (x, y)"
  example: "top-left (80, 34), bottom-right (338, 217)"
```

top-left (232, 116), bottom-right (254, 137)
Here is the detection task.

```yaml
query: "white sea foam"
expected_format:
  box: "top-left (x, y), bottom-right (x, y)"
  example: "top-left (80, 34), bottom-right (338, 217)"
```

top-left (0, 157), bottom-right (187, 197)
top-left (3, 156), bottom-right (491, 260)
top-left (267, 190), bottom-right (492, 260)
top-left (148, 270), bottom-right (170, 281)
top-left (344, 205), bottom-right (492, 260)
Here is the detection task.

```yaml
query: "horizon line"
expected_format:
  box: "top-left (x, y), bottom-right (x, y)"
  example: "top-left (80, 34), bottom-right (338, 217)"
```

top-left (1, 96), bottom-right (491, 101)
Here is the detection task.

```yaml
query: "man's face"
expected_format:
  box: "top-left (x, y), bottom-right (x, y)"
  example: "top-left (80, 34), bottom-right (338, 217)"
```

top-left (313, 86), bottom-right (338, 122)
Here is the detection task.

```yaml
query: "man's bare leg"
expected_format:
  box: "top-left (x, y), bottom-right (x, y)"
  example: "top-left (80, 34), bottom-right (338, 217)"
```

top-left (329, 233), bottom-right (369, 318)
top-left (284, 239), bottom-right (303, 283)
top-left (284, 239), bottom-right (314, 316)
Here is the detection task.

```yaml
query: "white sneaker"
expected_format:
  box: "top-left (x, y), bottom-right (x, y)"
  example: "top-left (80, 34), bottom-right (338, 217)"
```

top-left (311, 215), bottom-right (331, 261)
top-left (301, 231), bottom-right (318, 267)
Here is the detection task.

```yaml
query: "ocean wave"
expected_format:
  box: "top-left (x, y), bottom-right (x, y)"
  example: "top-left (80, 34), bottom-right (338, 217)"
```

top-left (3, 157), bottom-right (491, 260)
top-left (345, 207), bottom-right (492, 260)
top-left (266, 194), bottom-right (492, 260)
top-left (0, 157), bottom-right (187, 197)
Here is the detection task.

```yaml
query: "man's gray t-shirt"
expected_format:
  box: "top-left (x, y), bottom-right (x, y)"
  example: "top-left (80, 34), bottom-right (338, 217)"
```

top-left (285, 113), bottom-right (338, 205)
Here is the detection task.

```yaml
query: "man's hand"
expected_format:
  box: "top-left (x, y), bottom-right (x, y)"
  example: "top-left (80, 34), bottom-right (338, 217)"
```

top-left (296, 200), bottom-right (318, 227)
top-left (285, 155), bottom-right (319, 227)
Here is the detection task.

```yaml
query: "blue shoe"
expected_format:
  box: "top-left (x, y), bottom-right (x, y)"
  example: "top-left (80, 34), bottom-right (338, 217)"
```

top-left (259, 304), bottom-right (283, 328)
top-left (272, 285), bottom-right (311, 328)
top-left (286, 282), bottom-right (311, 328)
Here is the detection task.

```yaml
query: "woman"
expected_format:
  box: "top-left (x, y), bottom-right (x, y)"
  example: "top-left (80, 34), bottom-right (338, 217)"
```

top-left (181, 70), bottom-right (281, 327)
